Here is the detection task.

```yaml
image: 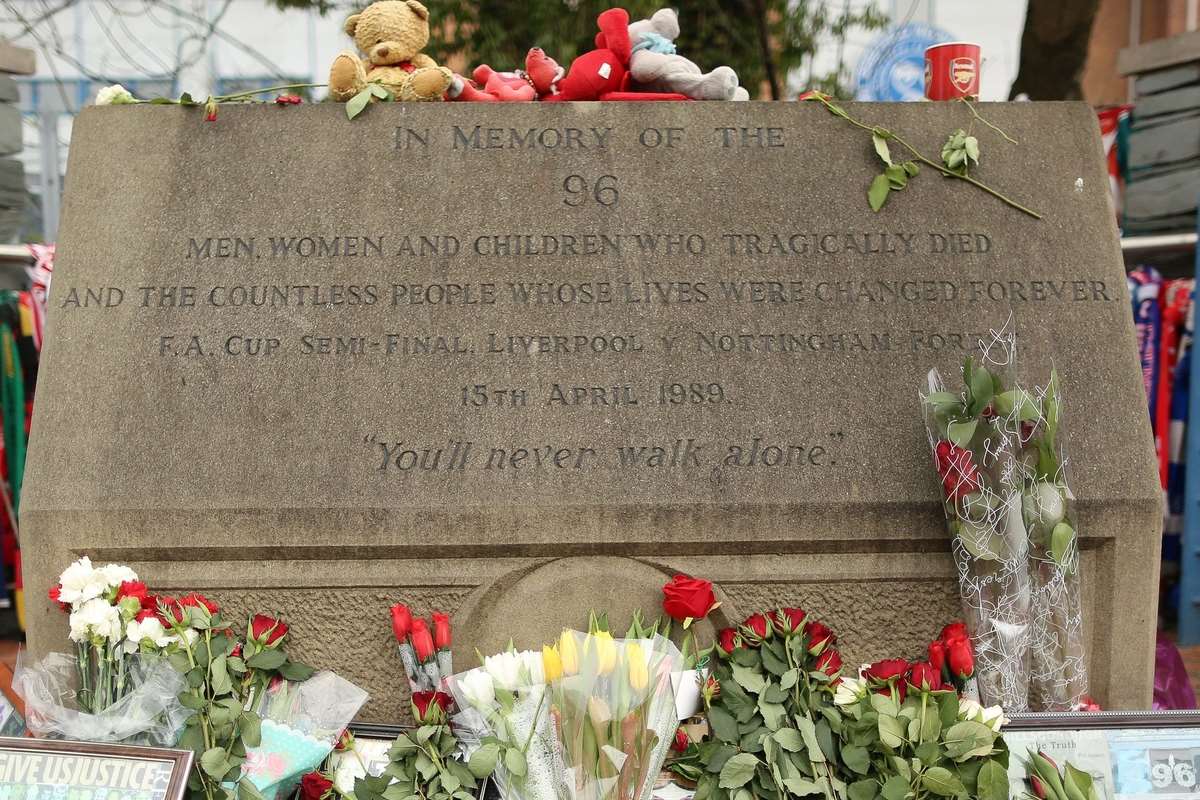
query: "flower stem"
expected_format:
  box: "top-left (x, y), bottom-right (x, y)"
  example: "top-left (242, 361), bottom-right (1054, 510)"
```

top-left (812, 96), bottom-right (1042, 220)
top-left (215, 82), bottom-right (327, 102)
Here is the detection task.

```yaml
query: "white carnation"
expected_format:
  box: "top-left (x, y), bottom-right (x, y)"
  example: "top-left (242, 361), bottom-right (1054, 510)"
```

top-left (123, 616), bottom-right (172, 654)
top-left (70, 598), bottom-right (122, 643)
top-left (100, 563), bottom-right (138, 589)
top-left (58, 557), bottom-right (106, 606)
top-left (95, 84), bottom-right (135, 106)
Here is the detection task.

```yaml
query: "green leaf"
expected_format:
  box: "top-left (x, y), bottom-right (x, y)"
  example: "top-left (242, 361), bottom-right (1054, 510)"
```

top-left (780, 669), bottom-right (799, 690)
top-left (873, 133), bottom-right (892, 166)
top-left (279, 660), bottom-right (315, 682)
top-left (878, 714), bottom-right (905, 750)
top-left (178, 92), bottom-right (196, 105)
top-left (947, 419), bottom-right (977, 448)
top-left (871, 692), bottom-right (899, 717)
top-left (758, 698), bottom-right (787, 731)
top-left (881, 776), bottom-right (909, 800)
top-left (719, 753), bottom-right (759, 789)
top-left (970, 364), bottom-right (995, 411)
top-left (826, 103), bottom-right (849, 119)
top-left (369, 83), bottom-right (392, 100)
top-left (924, 391), bottom-right (961, 411)
top-left (200, 747), bottom-right (230, 779)
top-left (977, 760), bottom-right (1008, 800)
top-left (842, 744), bottom-right (870, 775)
top-left (709, 706), bottom-right (741, 743)
top-left (943, 720), bottom-right (996, 761)
top-left (504, 747), bottom-right (528, 778)
top-left (468, 742), bottom-right (500, 778)
top-left (346, 87), bottom-right (373, 120)
top-left (762, 682), bottom-right (788, 703)
top-left (1050, 522), bottom-right (1076, 572)
top-left (849, 779), bottom-right (877, 800)
top-left (885, 164), bottom-right (908, 189)
top-left (209, 654), bottom-right (232, 696)
top-left (761, 646), bottom-right (789, 677)
top-left (782, 777), bottom-right (823, 797)
top-left (920, 707), bottom-right (942, 743)
top-left (704, 744), bottom-right (738, 774)
top-left (179, 691), bottom-right (205, 710)
top-left (773, 729), bottom-right (804, 753)
top-left (149, 97), bottom-right (174, 105)
top-left (797, 717), bottom-right (826, 763)
top-left (245, 649), bottom-right (286, 671)
top-left (922, 766), bottom-right (967, 797)
top-left (239, 778), bottom-right (266, 800)
top-left (868, 174), bottom-right (891, 211)
top-left (1065, 762), bottom-right (1094, 800)
top-left (240, 712), bottom-right (262, 748)
top-left (733, 663), bottom-right (767, 694)
top-left (964, 136), bottom-right (980, 163)
top-left (903, 160), bottom-right (919, 177)
top-left (938, 692), bottom-right (960, 731)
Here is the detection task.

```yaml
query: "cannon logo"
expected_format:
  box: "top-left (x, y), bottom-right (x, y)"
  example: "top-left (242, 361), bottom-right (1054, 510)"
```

top-left (950, 56), bottom-right (977, 92)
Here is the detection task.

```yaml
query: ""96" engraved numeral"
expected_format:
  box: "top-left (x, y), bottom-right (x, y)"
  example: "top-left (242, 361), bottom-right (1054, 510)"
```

top-left (562, 174), bottom-right (619, 207)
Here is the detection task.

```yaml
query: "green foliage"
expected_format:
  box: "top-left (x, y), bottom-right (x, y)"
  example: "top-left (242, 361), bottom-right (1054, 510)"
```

top-left (273, 0), bottom-right (885, 100)
top-left (354, 725), bottom-right (479, 800)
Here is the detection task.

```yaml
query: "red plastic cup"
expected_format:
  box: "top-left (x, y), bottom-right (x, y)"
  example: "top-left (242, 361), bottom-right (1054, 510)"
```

top-left (924, 42), bottom-right (981, 100)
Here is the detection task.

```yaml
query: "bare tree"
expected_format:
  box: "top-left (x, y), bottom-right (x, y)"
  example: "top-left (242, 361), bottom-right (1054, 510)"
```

top-left (1009, 0), bottom-right (1101, 100)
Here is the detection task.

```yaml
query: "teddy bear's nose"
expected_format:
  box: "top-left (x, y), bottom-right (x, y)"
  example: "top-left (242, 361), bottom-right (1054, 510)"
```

top-left (375, 45), bottom-right (390, 58)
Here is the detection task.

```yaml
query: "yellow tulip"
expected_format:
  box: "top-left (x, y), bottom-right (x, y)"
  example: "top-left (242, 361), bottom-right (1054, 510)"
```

top-left (589, 630), bottom-right (618, 675)
top-left (626, 642), bottom-right (649, 691)
top-left (559, 630), bottom-right (580, 675)
top-left (543, 644), bottom-right (563, 682)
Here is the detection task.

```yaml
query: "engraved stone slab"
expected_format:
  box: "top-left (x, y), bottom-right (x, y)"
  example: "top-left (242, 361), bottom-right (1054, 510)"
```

top-left (22, 102), bottom-right (1159, 719)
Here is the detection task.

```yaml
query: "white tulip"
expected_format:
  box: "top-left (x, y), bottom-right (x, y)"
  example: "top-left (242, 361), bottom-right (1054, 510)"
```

top-left (485, 651), bottom-right (522, 691)
top-left (1030, 482), bottom-right (1065, 528)
top-left (458, 668), bottom-right (496, 710)
top-left (519, 650), bottom-right (545, 686)
top-left (95, 84), bottom-right (135, 106)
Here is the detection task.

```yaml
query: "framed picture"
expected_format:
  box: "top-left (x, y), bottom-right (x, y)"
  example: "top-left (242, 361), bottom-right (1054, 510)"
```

top-left (0, 736), bottom-right (193, 800)
top-left (1005, 711), bottom-right (1200, 800)
top-left (331, 723), bottom-right (405, 792)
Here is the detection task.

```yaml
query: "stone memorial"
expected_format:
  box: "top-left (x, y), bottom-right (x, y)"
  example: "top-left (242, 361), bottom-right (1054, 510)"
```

top-left (21, 101), bottom-right (1159, 719)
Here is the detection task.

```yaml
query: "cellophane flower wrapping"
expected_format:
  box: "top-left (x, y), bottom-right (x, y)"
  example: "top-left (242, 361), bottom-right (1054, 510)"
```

top-left (449, 649), bottom-right (558, 800)
top-left (240, 670), bottom-right (368, 799)
top-left (553, 633), bottom-right (682, 800)
top-left (1005, 370), bottom-right (1089, 710)
top-left (12, 650), bottom-right (188, 745)
top-left (922, 331), bottom-right (1032, 711)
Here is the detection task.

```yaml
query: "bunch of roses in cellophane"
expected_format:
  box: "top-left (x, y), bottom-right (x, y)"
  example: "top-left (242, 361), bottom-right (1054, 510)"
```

top-left (13, 557), bottom-right (190, 746)
top-left (922, 335), bottom-right (1033, 712)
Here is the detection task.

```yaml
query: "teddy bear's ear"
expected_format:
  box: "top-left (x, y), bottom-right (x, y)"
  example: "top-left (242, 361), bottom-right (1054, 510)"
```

top-left (652, 8), bottom-right (680, 39)
top-left (404, 0), bottom-right (429, 20)
top-left (343, 12), bottom-right (360, 37)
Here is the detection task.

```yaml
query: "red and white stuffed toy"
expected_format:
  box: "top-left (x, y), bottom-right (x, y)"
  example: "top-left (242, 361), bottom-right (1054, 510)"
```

top-left (448, 47), bottom-right (563, 102)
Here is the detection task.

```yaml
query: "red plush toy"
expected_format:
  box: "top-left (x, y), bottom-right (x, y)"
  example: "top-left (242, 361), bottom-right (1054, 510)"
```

top-left (450, 48), bottom-right (563, 102)
top-left (543, 8), bottom-right (633, 101)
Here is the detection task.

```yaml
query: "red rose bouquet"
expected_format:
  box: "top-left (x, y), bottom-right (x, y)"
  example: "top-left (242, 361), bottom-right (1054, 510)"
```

top-left (391, 604), bottom-right (454, 694)
top-left (922, 333), bottom-right (1033, 711)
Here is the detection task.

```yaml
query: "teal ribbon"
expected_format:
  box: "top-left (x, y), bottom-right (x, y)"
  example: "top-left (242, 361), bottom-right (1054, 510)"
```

top-left (632, 32), bottom-right (677, 55)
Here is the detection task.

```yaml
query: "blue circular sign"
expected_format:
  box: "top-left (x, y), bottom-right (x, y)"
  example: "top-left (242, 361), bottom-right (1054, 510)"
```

top-left (854, 22), bottom-right (953, 101)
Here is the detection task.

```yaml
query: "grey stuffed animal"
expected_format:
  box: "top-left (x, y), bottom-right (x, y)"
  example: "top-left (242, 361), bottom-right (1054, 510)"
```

top-left (628, 9), bottom-right (749, 101)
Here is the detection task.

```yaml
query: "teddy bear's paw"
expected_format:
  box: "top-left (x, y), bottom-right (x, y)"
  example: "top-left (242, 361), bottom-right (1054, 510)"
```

top-left (329, 52), bottom-right (367, 101)
top-left (703, 66), bottom-right (740, 100)
top-left (401, 66), bottom-right (454, 101)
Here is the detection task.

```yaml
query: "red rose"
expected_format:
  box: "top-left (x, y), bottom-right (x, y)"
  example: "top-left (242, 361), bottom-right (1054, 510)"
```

top-left (814, 648), bottom-right (843, 678)
top-left (777, 608), bottom-right (806, 634)
top-left (947, 637), bottom-right (974, 679)
top-left (716, 627), bottom-right (739, 656)
top-left (250, 613), bottom-right (289, 647)
top-left (335, 728), bottom-right (353, 751)
top-left (275, 94), bottom-right (303, 105)
top-left (928, 640), bottom-right (946, 674)
top-left (742, 612), bottom-right (770, 640)
top-left (934, 441), bottom-right (983, 501)
top-left (299, 770), bottom-right (333, 800)
top-left (179, 593), bottom-right (219, 614)
top-left (48, 584), bottom-right (68, 612)
top-left (940, 622), bottom-right (969, 644)
top-left (157, 597), bottom-right (184, 626)
top-left (411, 618), bottom-right (436, 663)
top-left (671, 729), bottom-right (690, 753)
top-left (662, 575), bottom-right (717, 624)
top-left (804, 620), bottom-right (836, 654)
top-left (432, 611), bottom-right (451, 650)
top-left (391, 603), bottom-right (412, 643)
top-left (864, 659), bottom-right (909, 684)
top-left (135, 608), bottom-right (158, 623)
top-left (231, 643), bottom-right (243, 658)
top-left (906, 661), bottom-right (942, 692)
top-left (411, 690), bottom-right (452, 722)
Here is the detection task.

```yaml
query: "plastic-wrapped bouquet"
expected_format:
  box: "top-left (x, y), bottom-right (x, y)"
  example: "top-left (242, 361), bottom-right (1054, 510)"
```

top-left (921, 333), bottom-right (1033, 711)
top-left (13, 557), bottom-right (189, 745)
top-left (240, 671), bottom-right (368, 799)
top-left (449, 632), bottom-right (682, 800)
top-left (390, 603), bottom-right (454, 693)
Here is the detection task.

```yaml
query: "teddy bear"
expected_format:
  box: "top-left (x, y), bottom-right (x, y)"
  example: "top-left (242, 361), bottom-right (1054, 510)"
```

top-left (540, 8), bottom-right (634, 102)
top-left (448, 48), bottom-right (564, 102)
top-left (328, 0), bottom-right (453, 103)
top-left (627, 9), bottom-right (749, 100)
